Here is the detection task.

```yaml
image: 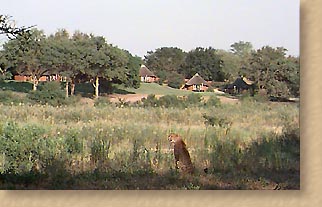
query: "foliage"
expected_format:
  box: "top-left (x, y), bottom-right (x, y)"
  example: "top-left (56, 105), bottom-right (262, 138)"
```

top-left (179, 47), bottom-right (227, 81)
top-left (245, 46), bottom-right (299, 98)
top-left (204, 95), bottom-right (221, 107)
top-left (0, 15), bottom-right (33, 39)
top-left (144, 47), bottom-right (186, 75)
top-left (0, 90), bottom-right (25, 105)
top-left (0, 122), bottom-right (57, 174)
top-left (94, 96), bottom-right (112, 107)
top-left (123, 50), bottom-right (142, 88)
top-left (230, 41), bottom-right (253, 57)
top-left (0, 98), bottom-right (299, 189)
top-left (27, 81), bottom-right (70, 106)
top-left (186, 93), bottom-right (202, 105)
top-left (167, 72), bottom-right (185, 89)
top-left (157, 95), bottom-right (184, 108)
top-left (141, 94), bottom-right (158, 107)
top-left (1, 29), bottom-right (139, 97)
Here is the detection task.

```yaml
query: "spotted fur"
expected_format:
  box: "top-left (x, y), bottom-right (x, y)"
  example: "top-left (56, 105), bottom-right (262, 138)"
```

top-left (168, 133), bottom-right (194, 173)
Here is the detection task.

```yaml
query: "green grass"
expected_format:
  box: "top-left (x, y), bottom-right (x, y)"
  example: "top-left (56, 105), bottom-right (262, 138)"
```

top-left (0, 100), bottom-right (299, 190)
top-left (119, 83), bottom-right (194, 96)
top-left (0, 80), bottom-right (300, 189)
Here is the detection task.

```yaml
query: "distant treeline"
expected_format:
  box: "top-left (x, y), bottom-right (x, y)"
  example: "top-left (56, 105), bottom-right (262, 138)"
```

top-left (1, 21), bottom-right (299, 98)
top-left (144, 43), bottom-right (299, 98)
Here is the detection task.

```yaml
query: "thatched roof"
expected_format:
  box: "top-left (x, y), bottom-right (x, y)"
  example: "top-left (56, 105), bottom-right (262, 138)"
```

top-left (227, 77), bottom-right (254, 89)
top-left (139, 65), bottom-right (156, 77)
top-left (186, 73), bottom-right (208, 86)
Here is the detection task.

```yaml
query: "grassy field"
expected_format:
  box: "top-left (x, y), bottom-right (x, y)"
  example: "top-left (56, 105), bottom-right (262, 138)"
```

top-left (0, 90), bottom-right (300, 189)
top-left (0, 80), bottom-right (300, 189)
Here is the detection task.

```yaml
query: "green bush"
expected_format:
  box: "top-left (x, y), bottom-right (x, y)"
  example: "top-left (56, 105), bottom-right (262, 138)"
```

top-left (65, 130), bottom-right (83, 154)
top-left (141, 94), bottom-right (158, 107)
top-left (158, 95), bottom-right (184, 108)
top-left (94, 97), bottom-right (112, 107)
top-left (186, 93), bottom-right (202, 105)
top-left (27, 81), bottom-right (73, 106)
top-left (0, 122), bottom-right (60, 174)
top-left (205, 95), bottom-right (221, 107)
top-left (0, 90), bottom-right (26, 105)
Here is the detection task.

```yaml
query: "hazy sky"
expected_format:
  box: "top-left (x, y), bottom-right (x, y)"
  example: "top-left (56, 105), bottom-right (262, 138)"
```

top-left (1, 0), bottom-right (299, 57)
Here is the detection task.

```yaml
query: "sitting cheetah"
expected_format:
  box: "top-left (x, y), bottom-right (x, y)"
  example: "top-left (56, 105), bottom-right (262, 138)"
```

top-left (168, 133), bottom-right (194, 174)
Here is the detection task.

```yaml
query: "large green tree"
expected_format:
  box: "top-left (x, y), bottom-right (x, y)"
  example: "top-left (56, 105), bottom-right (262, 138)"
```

top-left (230, 41), bottom-right (253, 57)
top-left (215, 49), bottom-right (241, 82)
top-left (179, 47), bottom-right (226, 81)
top-left (123, 50), bottom-right (142, 88)
top-left (85, 35), bottom-right (128, 98)
top-left (2, 29), bottom-right (50, 90)
top-left (144, 47), bottom-right (186, 83)
top-left (246, 46), bottom-right (299, 97)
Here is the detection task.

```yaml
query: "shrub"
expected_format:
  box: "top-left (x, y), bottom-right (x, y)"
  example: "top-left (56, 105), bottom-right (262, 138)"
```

top-left (0, 90), bottom-right (26, 105)
top-left (90, 137), bottom-right (110, 169)
top-left (65, 130), bottom-right (83, 154)
top-left (158, 95), bottom-right (184, 108)
top-left (94, 97), bottom-right (112, 107)
top-left (0, 122), bottom-right (60, 174)
top-left (205, 95), bottom-right (221, 107)
top-left (141, 94), bottom-right (158, 107)
top-left (28, 82), bottom-right (67, 106)
top-left (186, 93), bottom-right (202, 105)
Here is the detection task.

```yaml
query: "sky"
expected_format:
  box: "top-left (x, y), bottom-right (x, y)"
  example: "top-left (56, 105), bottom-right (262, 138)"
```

top-left (1, 0), bottom-right (299, 57)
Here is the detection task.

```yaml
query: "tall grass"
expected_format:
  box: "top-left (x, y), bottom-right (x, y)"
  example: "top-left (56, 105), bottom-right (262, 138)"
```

top-left (0, 99), bottom-right (299, 189)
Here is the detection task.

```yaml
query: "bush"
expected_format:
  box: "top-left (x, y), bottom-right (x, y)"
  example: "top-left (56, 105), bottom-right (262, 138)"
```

top-left (0, 90), bottom-right (26, 105)
top-left (94, 97), bottom-right (112, 107)
top-left (205, 95), bottom-right (221, 107)
top-left (158, 95), bottom-right (184, 108)
top-left (186, 93), bottom-right (202, 105)
top-left (0, 122), bottom-right (60, 174)
top-left (141, 94), bottom-right (158, 107)
top-left (27, 82), bottom-right (69, 106)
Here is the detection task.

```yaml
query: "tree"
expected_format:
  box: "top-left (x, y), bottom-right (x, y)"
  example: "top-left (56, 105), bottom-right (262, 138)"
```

top-left (215, 49), bottom-right (241, 81)
top-left (246, 46), bottom-right (299, 97)
top-left (230, 41), bottom-right (253, 57)
top-left (0, 50), bottom-right (13, 81)
top-left (167, 72), bottom-right (185, 89)
top-left (2, 29), bottom-right (49, 90)
top-left (179, 47), bottom-right (226, 81)
top-left (144, 47), bottom-right (186, 83)
top-left (0, 15), bottom-right (33, 39)
top-left (123, 50), bottom-right (142, 88)
top-left (85, 35), bottom-right (128, 98)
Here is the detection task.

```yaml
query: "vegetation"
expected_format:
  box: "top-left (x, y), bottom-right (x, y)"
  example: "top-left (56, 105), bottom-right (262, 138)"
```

top-left (0, 90), bottom-right (299, 189)
top-left (0, 15), bottom-right (300, 190)
top-left (1, 28), bottom-right (141, 97)
top-left (144, 44), bottom-right (299, 98)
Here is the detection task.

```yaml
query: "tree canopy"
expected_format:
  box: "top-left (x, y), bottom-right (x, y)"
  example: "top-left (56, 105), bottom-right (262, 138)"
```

top-left (1, 28), bottom-right (140, 97)
top-left (0, 16), bottom-right (299, 99)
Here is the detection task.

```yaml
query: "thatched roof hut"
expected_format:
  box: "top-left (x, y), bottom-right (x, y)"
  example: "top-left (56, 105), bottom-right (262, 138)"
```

top-left (186, 73), bottom-right (208, 86)
top-left (139, 65), bottom-right (158, 82)
top-left (182, 73), bottom-right (209, 92)
top-left (224, 76), bottom-right (255, 94)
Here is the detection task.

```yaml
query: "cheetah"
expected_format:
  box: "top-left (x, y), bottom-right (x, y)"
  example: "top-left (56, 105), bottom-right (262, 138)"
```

top-left (168, 133), bottom-right (194, 174)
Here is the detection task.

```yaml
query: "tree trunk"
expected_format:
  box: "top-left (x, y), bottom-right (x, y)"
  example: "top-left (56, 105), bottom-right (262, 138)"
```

top-left (65, 81), bottom-right (69, 98)
top-left (94, 76), bottom-right (99, 98)
top-left (70, 81), bottom-right (75, 96)
top-left (32, 78), bottom-right (38, 91)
